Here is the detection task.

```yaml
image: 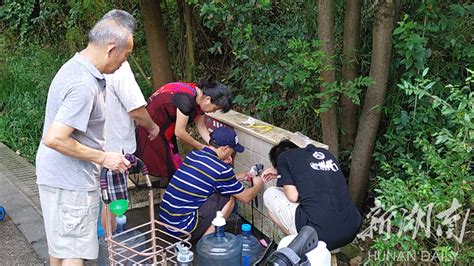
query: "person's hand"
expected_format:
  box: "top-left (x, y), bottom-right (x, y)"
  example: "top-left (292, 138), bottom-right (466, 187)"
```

top-left (261, 167), bottom-right (278, 182)
top-left (223, 155), bottom-right (233, 165)
top-left (101, 152), bottom-right (131, 173)
top-left (237, 173), bottom-right (250, 182)
top-left (147, 123), bottom-right (160, 141)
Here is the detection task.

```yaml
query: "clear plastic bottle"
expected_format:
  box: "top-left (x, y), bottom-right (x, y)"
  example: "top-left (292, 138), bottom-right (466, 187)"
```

top-left (115, 215), bottom-right (127, 233)
top-left (196, 211), bottom-right (242, 266)
top-left (176, 243), bottom-right (194, 266)
top-left (239, 224), bottom-right (261, 266)
top-left (98, 214), bottom-right (148, 265)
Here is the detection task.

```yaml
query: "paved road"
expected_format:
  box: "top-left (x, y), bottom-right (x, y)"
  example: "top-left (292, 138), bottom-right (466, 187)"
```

top-left (0, 143), bottom-right (161, 265)
top-left (0, 216), bottom-right (44, 265)
top-left (0, 143), bottom-right (49, 263)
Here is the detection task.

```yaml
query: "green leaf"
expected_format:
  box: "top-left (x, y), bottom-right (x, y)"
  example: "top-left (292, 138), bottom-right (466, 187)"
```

top-left (422, 68), bottom-right (429, 77)
top-left (393, 26), bottom-right (404, 35)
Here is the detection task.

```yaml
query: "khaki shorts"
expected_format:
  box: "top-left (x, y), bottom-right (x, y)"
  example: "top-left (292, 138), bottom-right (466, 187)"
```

top-left (39, 184), bottom-right (100, 260)
top-left (263, 187), bottom-right (299, 235)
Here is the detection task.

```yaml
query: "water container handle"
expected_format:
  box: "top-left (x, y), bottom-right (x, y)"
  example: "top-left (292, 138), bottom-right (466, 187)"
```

top-left (286, 226), bottom-right (319, 259)
top-left (99, 154), bottom-right (152, 204)
top-left (265, 226), bottom-right (319, 265)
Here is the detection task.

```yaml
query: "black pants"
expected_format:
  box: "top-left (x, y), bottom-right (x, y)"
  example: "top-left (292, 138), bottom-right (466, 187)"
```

top-left (190, 193), bottom-right (230, 242)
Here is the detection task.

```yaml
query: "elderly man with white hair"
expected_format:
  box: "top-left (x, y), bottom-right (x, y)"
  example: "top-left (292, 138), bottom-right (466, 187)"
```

top-left (35, 9), bottom-right (136, 265)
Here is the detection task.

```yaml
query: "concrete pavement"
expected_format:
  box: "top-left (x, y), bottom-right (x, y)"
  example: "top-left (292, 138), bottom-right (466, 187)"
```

top-left (0, 143), bottom-right (48, 264)
top-left (0, 216), bottom-right (43, 264)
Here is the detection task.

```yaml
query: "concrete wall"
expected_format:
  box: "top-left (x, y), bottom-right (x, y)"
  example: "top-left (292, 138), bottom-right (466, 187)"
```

top-left (206, 110), bottom-right (327, 241)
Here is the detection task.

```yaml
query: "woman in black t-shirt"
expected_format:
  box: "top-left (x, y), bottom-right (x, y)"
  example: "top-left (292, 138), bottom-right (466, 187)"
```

top-left (262, 140), bottom-right (362, 250)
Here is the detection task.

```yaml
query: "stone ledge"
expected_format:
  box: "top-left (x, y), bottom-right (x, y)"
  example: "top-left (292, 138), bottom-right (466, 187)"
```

top-left (207, 110), bottom-right (328, 149)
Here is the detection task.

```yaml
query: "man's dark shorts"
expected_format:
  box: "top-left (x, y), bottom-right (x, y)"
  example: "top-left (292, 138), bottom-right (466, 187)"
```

top-left (190, 193), bottom-right (230, 242)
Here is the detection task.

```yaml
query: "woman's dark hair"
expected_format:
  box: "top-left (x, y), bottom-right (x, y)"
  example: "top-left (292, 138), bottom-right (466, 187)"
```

top-left (269, 140), bottom-right (299, 168)
top-left (198, 76), bottom-right (232, 113)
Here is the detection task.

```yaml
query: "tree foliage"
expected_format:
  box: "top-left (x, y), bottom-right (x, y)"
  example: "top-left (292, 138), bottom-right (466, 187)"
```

top-left (370, 1), bottom-right (473, 261)
top-left (1, 0), bottom-right (472, 262)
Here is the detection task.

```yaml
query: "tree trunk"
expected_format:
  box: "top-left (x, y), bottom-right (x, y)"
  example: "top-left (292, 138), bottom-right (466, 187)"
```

top-left (184, 1), bottom-right (195, 81)
top-left (176, 0), bottom-right (185, 79)
top-left (139, 0), bottom-right (174, 88)
top-left (340, 0), bottom-right (362, 150)
top-left (32, 0), bottom-right (41, 18)
top-left (349, 0), bottom-right (396, 208)
top-left (317, 0), bottom-right (339, 158)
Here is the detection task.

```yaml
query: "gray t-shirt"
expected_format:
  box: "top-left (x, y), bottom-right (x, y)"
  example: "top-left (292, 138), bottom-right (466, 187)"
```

top-left (36, 53), bottom-right (106, 191)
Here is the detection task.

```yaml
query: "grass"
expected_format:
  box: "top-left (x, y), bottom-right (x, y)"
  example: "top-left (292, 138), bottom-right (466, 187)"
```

top-left (0, 32), bottom-right (156, 164)
top-left (0, 41), bottom-right (69, 163)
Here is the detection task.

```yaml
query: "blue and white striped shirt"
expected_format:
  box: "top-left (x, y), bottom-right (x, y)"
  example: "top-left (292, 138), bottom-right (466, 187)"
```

top-left (159, 147), bottom-right (244, 236)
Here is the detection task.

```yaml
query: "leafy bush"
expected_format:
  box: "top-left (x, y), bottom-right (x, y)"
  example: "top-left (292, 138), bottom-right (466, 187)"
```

top-left (368, 2), bottom-right (473, 262)
top-left (198, 0), bottom-right (371, 137)
top-left (200, 0), bottom-right (316, 129)
top-left (371, 69), bottom-right (473, 262)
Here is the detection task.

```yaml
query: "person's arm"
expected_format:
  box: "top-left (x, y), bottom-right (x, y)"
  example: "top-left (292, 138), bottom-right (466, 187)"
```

top-left (195, 115), bottom-right (210, 144)
top-left (129, 107), bottom-right (160, 140)
top-left (175, 108), bottom-right (206, 150)
top-left (235, 172), bottom-right (248, 182)
top-left (261, 167), bottom-right (278, 182)
top-left (44, 121), bottom-right (130, 172)
top-left (283, 185), bottom-right (299, 203)
top-left (274, 154), bottom-right (299, 202)
top-left (232, 176), bottom-right (264, 204)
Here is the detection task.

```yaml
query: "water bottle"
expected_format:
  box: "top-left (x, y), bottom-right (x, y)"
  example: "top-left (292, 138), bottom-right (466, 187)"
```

top-left (115, 215), bottom-right (127, 233)
top-left (196, 211), bottom-right (242, 266)
top-left (98, 214), bottom-right (148, 265)
top-left (176, 243), bottom-right (194, 266)
top-left (239, 224), bottom-right (261, 266)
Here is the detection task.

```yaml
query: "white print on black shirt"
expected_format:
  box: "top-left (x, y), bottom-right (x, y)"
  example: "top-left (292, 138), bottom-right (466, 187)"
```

top-left (310, 159), bottom-right (339, 172)
top-left (312, 151), bottom-right (326, 160)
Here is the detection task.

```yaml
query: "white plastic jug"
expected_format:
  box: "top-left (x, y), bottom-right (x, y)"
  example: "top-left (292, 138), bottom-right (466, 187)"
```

top-left (277, 234), bottom-right (331, 266)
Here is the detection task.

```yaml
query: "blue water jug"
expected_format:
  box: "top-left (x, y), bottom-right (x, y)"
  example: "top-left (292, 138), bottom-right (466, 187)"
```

top-left (0, 206), bottom-right (6, 221)
top-left (196, 211), bottom-right (242, 266)
top-left (239, 224), bottom-right (261, 266)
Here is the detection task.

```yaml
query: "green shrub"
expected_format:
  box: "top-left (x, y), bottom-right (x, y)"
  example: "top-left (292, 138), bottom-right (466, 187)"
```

top-left (198, 0), bottom-right (371, 138)
top-left (369, 3), bottom-right (473, 261)
top-left (371, 69), bottom-right (473, 262)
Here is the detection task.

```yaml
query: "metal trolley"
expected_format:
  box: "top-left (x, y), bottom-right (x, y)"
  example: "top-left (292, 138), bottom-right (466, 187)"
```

top-left (102, 156), bottom-right (191, 265)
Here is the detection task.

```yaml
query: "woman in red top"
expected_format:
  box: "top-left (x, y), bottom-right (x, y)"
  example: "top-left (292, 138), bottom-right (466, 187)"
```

top-left (135, 77), bottom-right (232, 180)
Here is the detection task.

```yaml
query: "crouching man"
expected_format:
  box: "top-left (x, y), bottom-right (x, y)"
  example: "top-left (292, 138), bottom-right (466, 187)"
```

top-left (262, 140), bottom-right (362, 250)
top-left (158, 127), bottom-right (263, 242)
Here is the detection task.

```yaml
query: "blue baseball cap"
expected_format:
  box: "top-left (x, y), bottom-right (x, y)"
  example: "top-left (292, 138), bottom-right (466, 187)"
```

top-left (210, 127), bottom-right (245, 153)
